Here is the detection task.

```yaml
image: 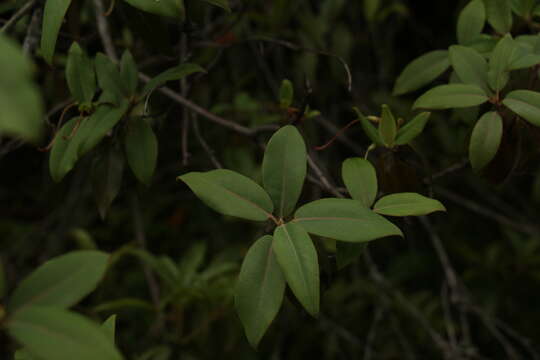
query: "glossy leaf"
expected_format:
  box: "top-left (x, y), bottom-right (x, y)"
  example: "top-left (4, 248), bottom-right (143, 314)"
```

top-left (125, 118), bottom-right (158, 185)
top-left (341, 158), bottom-right (378, 207)
top-left (353, 107), bottom-right (383, 145)
top-left (413, 84), bottom-right (488, 109)
top-left (294, 198), bottom-right (403, 242)
top-left (49, 117), bottom-right (83, 182)
top-left (273, 223), bottom-right (319, 317)
top-left (123, 0), bottom-right (185, 19)
top-left (393, 50), bottom-right (450, 96)
top-left (235, 236), bottom-right (285, 348)
top-left (488, 34), bottom-right (515, 91)
top-left (120, 51), bottom-right (138, 96)
top-left (503, 90), bottom-right (540, 126)
top-left (201, 0), bottom-right (231, 11)
top-left (9, 251), bottom-right (109, 312)
top-left (262, 125), bottom-right (307, 218)
top-left (509, 40), bottom-right (540, 70)
top-left (178, 169), bottom-right (274, 221)
top-left (101, 315), bottom-right (117, 344)
top-left (379, 105), bottom-right (397, 147)
top-left (469, 111), bottom-right (503, 171)
top-left (41, 0), bottom-right (73, 64)
top-left (336, 242), bottom-right (367, 270)
top-left (457, 0), bottom-right (486, 45)
top-left (484, 0), bottom-right (513, 34)
top-left (449, 45), bottom-right (489, 92)
top-left (0, 35), bottom-right (43, 142)
top-left (92, 146), bottom-right (124, 219)
top-left (8, 306), bottom-right (123, 360)
top-left (142, 63), bottom-right (206, 95)
top-left (66, 42), bottom-right (96, 104)
top-left (373, 193), bottom-right (446, 216)
top-left (95, 53), bottom-right (128, 101)
top-left (279, 79), bottom-right (294, 108)
top-left (395, 112), bottom-right (431, 145)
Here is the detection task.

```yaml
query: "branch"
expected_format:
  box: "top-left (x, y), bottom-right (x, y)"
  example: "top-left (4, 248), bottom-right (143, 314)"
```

top-left (92, 0), bottom-right (118, 62)
top-left (0, 0), bottom-right (37, 34)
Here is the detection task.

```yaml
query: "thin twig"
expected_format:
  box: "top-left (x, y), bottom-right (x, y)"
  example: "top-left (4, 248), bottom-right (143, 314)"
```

top-left (307, 153), bottom-right (344, 198)
top-left (1, 0), bottom-right (37, 33)
top-left (22, 8), bottom-right (41, 55)
top-left (192, 116), bottom-right (222, 169)
top-left (92, 0), bottom-right (118, 62)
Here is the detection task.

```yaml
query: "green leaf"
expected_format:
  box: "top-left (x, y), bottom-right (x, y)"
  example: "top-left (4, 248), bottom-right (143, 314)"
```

top-left (120, 50), bottom-right (138, 96)
top-left (503, 90), bottom-right (540, 126)
top-left (294, 198), bottom-right (403, 242)
top-left (395, 112), bottom-right (431, 145)
top-left (101, 315), bottom-right (117, 344)
top-left (488, 34), bottom-right (516, 91)
top-left (41, 0), bottom-right (73, 64)
top-left (66, 42), bottom-right (96, 104)
top-left (413, 84), bottom-right (488, 109)
top-left (336, 242), bottom-right (367, 270)
top-left (125, 118), bottom-right (158, 185)
top-left (279, 79), bottom-right (294, 109)
top-left (273, 223), bottom-right (319, 317)
top-left (469, 111), bottom-right (503, 171)
top-left (95, 53), bottom-right (128, 101)
top-left (0, 35), bottom-right (43, 142)
top-left (262, 125), bottom-right (306, 218)
top-left (178, 169), bottom-right (274, 221)
top-left (341, 158), bottom-right (378, 207)
top-left (393, 50), bottom-right (450, 96)
top-left (379, 105), bottom-right (397, 147)
top-left (9, 251), bottom-right (109, 312)
top-left (49, 117), bottom-right (83, 182)
top-left (235, 235), bottom-right (285, 348)
top-left (449, 45), bottom-right (490, 93)
top-left (142, 63), bottom-right (206, 95)
top-left (14, 349), bottom-right (39, 360)
top-left (509, 40), bottom-right (540, 70)
top-left (200, 0), bottom-right (231, 11)
top-left (511, 0), bottom-right (535, 16)
top-left (8, 306), bottom-right (123, 360)
top-left (457, 0), bottom-right (486, 45)
top-left (373, 193), bottom-right (446, 216)
top-left (483, 0), bottom-right (513, 33)
top-left (353, 107), bottom-right (383, 145)
top-left (123, 0), bottom-right (185, 19)
top-left (92, 146), bottom-right (124, 219)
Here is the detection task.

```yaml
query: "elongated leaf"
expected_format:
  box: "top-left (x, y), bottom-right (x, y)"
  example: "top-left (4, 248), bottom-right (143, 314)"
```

top-left (413, 84), bottom-right (488, 109)
top-left (235, 236), bottom-right (285, 348)
top-left (484, 0), bottom-right (513, 34)
top-left (294, 198), bottom-right (403, 242)
top-left (120, 51), bottom-right (138, 96)
top-left (0, 35), bottom-right (43, 142)
top-left (279, 79), bottom-right (294, 108)
top-left (449, 45), bottom-right (490, 92)
top-left (9, 251), bottom-right (108, 312)
top-left (123, 0), bottom-right (185, 19)
top-left (395, 112), bottom-right (431, 145)
top-left (469, 111), bottom-right (503, 171)
top-left (201, 0), bottom-right (231, 11)
top-left (509, 40), bottom-right (540, 69)
top-left (92, 146), bottom-right (124, 219)
top-left (353, 107), bottom-right (383, 145)
top-left (511, 0), bottom-right (535, 16)
top-left (488, 34), bottom-right (516, 91)
top-left (49, 117), bottom-right (83, 182)
top-left (373, 193), bottom-right (446, 216)
top-left (41, 0), bottom-right (73, 64)
top-left (342, 158), bottom-right (378, 207)
top-left (125, 118), bottom-right (158, 185)
top-left (142, 63), bottom-right (205, 95)
top-left (66, 43), bottom-right (96, 104)
top-left (503, 90), bottom-right (540, 126)
top-left (95, 53), bottom-right (128, 101)
top-left (393, 50), bottom-right (450, 96)
top-left (262, 125), bottom-right (306, 218)
top-left (379, 105), bottom-right (396, 147)
top-left (178, 169), bottom-right (274, 221)
top-left (336, 242), bottom-right (367, 270)
top-left (273, 223), bottom-right (319, 317)
top-left (101, 315), bottom-right (117, 344)
top-left (457, 0), bottom-right (486, 45)
top-left (8, 306), bottom-right (123, 360)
